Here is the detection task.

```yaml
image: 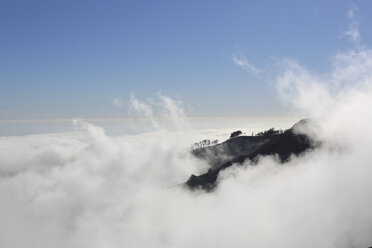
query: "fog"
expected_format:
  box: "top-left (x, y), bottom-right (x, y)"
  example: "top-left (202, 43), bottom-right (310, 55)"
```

top-left (2, 35), bottom-right (372, 248)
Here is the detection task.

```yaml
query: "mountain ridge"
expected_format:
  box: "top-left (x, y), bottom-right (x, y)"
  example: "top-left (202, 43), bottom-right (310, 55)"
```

top-left (186, 119), bottom-right (317, 191)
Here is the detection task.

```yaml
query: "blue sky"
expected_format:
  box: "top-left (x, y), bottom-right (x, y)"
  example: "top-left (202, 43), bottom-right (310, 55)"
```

top-left (1, 0), bottom-right (372, 120)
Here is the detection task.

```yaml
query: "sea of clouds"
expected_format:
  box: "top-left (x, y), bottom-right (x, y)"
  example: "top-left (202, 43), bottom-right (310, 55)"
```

top-left (2, 16), bottom-right (372, 248)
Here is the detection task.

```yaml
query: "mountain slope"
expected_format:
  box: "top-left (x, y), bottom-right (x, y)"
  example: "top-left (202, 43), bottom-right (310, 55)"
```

top-left (186, 120), bottom-right (316, 190)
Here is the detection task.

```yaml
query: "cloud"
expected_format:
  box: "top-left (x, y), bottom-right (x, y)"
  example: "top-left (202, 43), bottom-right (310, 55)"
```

top-left (344, 5), bottom-right (360, 43)
top-left (347, 4), bottom-right (357, 19)
top-left (128, 94), bottom-right (154, 118)
top-left (128, 93), bottom-right (187, 130)
top-left (232, 55), bottom-right (262, 74)
top-left (157, 93), bottom-right (187, 129)
top-left (113, 98), bottom-right (124, 108)
top-left (345, 21), bottom-right (360, 43)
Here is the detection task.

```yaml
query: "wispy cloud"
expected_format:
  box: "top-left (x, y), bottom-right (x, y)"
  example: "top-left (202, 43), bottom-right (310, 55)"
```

top-left (344, 5), bottom-right (360, 43)
top-left (347, 4), bottom-right (357, 18)
top-left (232, 55), bottom-right (262, 74)
top-left (128, 93), bottom-right (187, 129)
top-left (113, 98), bottom-right (124, 108)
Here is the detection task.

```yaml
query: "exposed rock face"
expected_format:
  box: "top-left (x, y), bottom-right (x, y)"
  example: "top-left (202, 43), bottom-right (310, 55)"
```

top-left (186, 120), bottom-right (317, 190)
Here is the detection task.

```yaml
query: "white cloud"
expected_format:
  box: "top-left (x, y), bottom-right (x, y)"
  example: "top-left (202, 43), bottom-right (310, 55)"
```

top-left (128, 93), bottom-right (187, 130)
top-left (344, 5), bottom-right (360, 43)
top-left (232, 55), bottom-right (262, 74)
top-left (113, 98), bottom-right (124, 108)
top-left (347, 4), bottom-right (357, 19)
top-left (157, 92), bottom-right (187, 129)
top-left (128, 93), bottom-right (154, 118)
top-left (345, 21), bottom-right (360, 42)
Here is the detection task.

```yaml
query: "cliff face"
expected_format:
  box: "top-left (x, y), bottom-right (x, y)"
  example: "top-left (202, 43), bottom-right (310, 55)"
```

top-left (187, 120), bottom-right (317, 190)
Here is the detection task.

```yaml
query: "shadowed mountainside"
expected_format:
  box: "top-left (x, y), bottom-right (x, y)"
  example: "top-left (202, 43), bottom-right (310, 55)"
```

top-left (186, 119), bottom-right (317, 191)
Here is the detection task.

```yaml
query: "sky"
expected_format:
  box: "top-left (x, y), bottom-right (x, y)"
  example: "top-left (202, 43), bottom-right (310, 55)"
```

top-left (1, 0), bottom-right (372, 120)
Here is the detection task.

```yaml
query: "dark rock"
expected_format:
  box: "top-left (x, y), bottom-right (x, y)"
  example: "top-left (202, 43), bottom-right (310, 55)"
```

top-left (186, 119), bottom-right (318, 190)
